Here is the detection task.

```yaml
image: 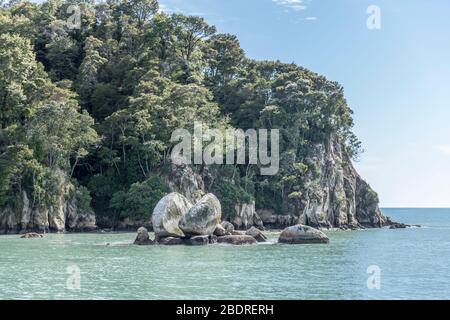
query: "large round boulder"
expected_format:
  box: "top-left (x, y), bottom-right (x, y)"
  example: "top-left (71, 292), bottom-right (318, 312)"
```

top-left (151, 193), bottom-right (193, 239)
top-left (133, 227), bottom-right (154, 246)
top-left (179, 193), bottom-right (221, 236)
top-left (278, 225), bottom-right (329, 244)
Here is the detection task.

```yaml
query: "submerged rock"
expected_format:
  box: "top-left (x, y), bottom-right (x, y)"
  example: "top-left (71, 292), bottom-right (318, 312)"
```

top-left (388, 223), bottom-right (421, 229)
top-left (152, 193), bottom-right (193, 239)
top-left (133, 227), bottom-right (154, 245)
top-left (158, 237), bottom-right (185, 245)
top-left (278, 225), bottom-right (329, 244)
top-left (185, 235), bottom-right (209, 246)
top-left (179, 194), bottom-right (221, 236)
top-left (20, 232), bottom-right (43, 239)
top-left (209, 235), bottom-right (218, 244)
top-left (217, 235), bottom-right (257, 245)
top-left (245, 227), bottom-right (267, 243)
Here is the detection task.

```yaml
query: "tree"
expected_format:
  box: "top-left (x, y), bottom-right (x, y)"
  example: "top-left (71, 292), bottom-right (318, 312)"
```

top-left (0, 0), bottom-right (368, 229)
top-left (110, 176), bottom-right (169, 221)
top-left (129, 0), bottom-right (158, 26)
top-left (204, 33), bottom-right (245, 87)
top-left (77, 36), bottom-right (107, 108)
top-left (45, 35), bottom-right (79, 81)
top-left (172, 14), bottom-right (216, 83)
top-left (0, 33), bottom-right (48, 128)
top-left (28, 82), bottom-right (98, 175)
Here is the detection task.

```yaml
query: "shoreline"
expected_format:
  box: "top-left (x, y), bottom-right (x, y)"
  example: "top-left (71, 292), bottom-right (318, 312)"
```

top-left (0, 224), bottom-right (420, 237)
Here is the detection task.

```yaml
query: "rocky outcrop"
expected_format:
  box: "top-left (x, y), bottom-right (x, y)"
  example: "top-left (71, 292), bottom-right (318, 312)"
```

top-left (300, 137), bottom-right (388, 229)
top-left (162, 139), bottom-right (391, 232)
top-left (158, 237), bottom-right (185, 245)
top-left (245, 227), bottom-right (267, 242)
top-left (278, 225), bottom-right (329, 244)
top-left (133, 227), bottom-right (154, 245)
top-left (152, 193), bottom-right (193, 239)
top-left (64, 192), bottom-right (97, 232)
top-left (221, 221), bottom-right (235, 233)
top-left (213, 224), bottom-right (227, 236)
top-left (0, 173), bottom-right (96, 234)
top-left (166, 163), bottom-right (205, 203)
top-left (179, 194), bottom-right (221, 236)
top-left (209, 234), bottom-right (218, 244)
top-left (389, 223), bottom-right (420, 229)
top-left (185, 235), bottom-right (210, 246)
top-left (354, 176), bottom-right (389, 228)
top-left (232, 201), bottom-right (263, 230)
top-left (258, 210), bottom-right (297, 229)
top-left (157, 234), bottom-right (217, 245)
top-left (20, 232), bottom-right (43, 239)
top-left (217, 235), bottom-right (258, 245)
top-left (258, 136), bottom-right (391, 230)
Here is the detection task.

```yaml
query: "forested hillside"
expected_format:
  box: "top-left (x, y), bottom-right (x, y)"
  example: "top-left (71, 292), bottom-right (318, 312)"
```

top-left (0, 0), bottom-right (389, 233)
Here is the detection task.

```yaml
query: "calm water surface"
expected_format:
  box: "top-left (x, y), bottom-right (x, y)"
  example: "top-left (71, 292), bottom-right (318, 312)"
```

top-left (0, 208), bottom-right (449, 300)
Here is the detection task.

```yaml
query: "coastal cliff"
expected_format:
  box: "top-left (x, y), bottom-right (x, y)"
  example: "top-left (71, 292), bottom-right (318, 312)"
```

top-left (249, 136), bottom-right (389, 230)
top-left (0, 0), bottom-right (391, 233)
top-left (162, 136), bottom-right (388, 230)
top-left (0, 154), bottom-right (390, 233)
top-left (0, 173), bottom-right (96, 234)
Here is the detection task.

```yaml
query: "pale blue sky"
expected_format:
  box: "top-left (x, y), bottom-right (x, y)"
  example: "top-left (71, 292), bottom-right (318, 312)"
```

top-left (159, 0), bottom-right (450, 208)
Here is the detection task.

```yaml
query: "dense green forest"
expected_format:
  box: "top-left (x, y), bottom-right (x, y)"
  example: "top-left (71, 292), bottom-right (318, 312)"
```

top-left (0, 0), bottom-right (373, 230)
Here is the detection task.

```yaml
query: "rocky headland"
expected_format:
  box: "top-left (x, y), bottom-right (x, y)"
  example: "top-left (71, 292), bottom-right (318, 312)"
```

top-left (0, 0), bottom-right (405, 238)
top-left (132, 191), bottom-right (330, 245)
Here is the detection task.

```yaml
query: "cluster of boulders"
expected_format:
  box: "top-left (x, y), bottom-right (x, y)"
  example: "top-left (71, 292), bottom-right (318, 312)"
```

top-left (134, 192), bottom-right (330, 246)
top-left (134, 192), bottom-right (267, 246)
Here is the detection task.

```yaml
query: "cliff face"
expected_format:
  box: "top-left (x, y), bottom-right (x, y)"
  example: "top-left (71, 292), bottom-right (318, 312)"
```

top-left (294, 136), bottom-right (389, 229)
top-left (0, 141), bottom-right (387, 233)
top-left (231, 136), bottom-right (390, 230)
top-left (0, 174), bottom-right (96, 234)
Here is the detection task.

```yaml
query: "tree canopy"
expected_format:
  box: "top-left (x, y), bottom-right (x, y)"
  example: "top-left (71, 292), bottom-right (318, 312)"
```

top-left (0, 0), bottom-right (362, 224)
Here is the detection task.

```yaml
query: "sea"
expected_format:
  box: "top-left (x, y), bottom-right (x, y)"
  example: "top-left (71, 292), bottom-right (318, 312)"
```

top-left (0, 208), bottom-right (449, 300)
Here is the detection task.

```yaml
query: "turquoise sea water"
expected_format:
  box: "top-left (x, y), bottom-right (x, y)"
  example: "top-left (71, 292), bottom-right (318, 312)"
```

top-left (0, 208), bottom-right (449, 300)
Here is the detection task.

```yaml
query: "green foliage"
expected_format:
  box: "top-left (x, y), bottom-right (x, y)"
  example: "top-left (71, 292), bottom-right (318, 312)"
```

top-left (73, 184), bottom-right (93, 213)
top-left (214, 179), bottom-right (253, 219)
top-left (366, 188), bottom-right (379, 205)
top-left (110, 176), bottom-right (169, 220)
top-left (0, 0), bottom-right (368, 225)
top-left (0, 32), bottom-right (48, 127)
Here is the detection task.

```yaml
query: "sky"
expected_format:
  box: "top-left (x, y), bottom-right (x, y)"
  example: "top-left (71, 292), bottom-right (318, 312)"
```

top-left (157, 0), bottom-right (450, 208)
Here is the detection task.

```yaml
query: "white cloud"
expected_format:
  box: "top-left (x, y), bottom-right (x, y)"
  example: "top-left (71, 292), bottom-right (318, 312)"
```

top-left (158, 4), bottom-right (172, 13)
top-left (305, 16), bottom-right (317, 21)
top-left (435, 144), bottom-right (450, 156)
top-left (272, 0), bottom-right (307, 11)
